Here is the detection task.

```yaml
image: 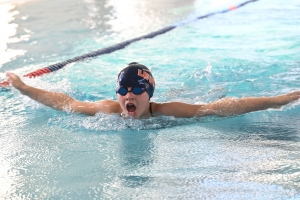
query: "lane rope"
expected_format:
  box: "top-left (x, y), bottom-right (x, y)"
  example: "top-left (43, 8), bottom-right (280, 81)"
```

top-left (0, 0), bottom-right (258, 87)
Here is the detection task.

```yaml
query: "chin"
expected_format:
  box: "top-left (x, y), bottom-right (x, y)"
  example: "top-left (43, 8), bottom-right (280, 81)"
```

top-left (127, 111), bottom-right (139, 119)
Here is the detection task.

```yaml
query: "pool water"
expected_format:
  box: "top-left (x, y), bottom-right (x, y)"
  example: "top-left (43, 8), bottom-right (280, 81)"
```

top-left (1, 0), bottom-right (300, 199)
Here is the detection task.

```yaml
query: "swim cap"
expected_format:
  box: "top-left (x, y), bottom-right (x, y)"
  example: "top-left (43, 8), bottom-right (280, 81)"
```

top-left (116, 62), bottom-right (155, 98)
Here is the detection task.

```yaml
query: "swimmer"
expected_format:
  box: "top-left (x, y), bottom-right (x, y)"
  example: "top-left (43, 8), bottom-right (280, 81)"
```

top-left (5, 62), bottom-right (300, 119)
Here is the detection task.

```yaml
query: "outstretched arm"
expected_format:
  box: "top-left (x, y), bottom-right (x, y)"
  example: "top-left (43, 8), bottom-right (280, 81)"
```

top-left (201, 92), bottom-right (300, 116)
top-left (154, 92), bottom-right (300, 118)
top-left (6, 72), bottom-right (121, 116)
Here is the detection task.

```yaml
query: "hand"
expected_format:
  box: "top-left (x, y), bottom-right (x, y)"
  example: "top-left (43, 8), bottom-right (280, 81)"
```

top-left (6, 72), bottom-right (26, 90)
top-left (273, 91), bottom-right (300, 106)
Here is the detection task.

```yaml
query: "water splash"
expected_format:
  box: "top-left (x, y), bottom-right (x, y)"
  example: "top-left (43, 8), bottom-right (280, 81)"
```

top-left (47, 112), bottom-right (211, 131)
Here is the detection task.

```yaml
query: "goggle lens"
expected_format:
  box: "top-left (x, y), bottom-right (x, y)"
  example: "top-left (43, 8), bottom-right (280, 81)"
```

top-left (117, 87), bottom-right (145, 96)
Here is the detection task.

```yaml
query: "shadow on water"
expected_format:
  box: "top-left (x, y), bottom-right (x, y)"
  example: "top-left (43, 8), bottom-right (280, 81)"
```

top-left (118, 175), bottom-right (152, 188)
top-left (119, 131), bottom-right (154, 168)
top-left (200, 113), bottom-right (300, 143)
top-left (242, 123), bottom-right (299, 142)
top-left (118, 130), bottom-right (155, 188)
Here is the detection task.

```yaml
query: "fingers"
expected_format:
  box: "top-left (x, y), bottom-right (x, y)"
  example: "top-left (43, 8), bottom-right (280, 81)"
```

top-left (293, 91), bottom-right (300, 96)
top-left (4, 72), bottom-right (25, 89)
top-left (6, 72), bottom-right (16, 79)
top-left (288, 91), bottom-right (300, 98)
top-left (285, 91), bottom-right (300, 102)
top-left (6, 72), bottom-right (21, 83)
top-left (6, 72), bottom-right (13, 81)
top-left (0, 72), bottom-right (15, 87)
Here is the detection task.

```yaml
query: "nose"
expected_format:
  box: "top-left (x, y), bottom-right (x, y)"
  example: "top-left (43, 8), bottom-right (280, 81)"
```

top-left (125, 87), bottom-right (134, 100)
top-left (125, 93), bottom-right (134, 100)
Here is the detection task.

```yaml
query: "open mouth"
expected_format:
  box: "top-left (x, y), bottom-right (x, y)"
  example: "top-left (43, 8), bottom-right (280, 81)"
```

top-left (126, 103), bottom-right (136, 113)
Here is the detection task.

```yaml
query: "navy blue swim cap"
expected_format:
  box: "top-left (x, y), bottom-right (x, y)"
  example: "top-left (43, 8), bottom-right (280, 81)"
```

top-left (116, 62), bottom-right (155, 98)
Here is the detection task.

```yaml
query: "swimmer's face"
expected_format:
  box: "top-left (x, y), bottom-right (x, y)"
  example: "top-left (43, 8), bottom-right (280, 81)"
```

top-left (117, 87), bottom-right (150, 119)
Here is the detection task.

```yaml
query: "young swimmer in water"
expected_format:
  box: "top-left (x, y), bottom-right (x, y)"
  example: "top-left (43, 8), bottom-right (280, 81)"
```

top-left (5, 62), bottom-right (300, 119)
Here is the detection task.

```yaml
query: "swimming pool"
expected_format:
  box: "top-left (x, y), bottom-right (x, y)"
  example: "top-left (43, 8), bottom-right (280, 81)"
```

top-left (1, 0), bottom-right (300, 199)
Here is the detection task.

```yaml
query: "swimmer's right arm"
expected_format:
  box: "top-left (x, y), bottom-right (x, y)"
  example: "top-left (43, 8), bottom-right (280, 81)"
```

top-left (6, 72), bottom-right (120, 116)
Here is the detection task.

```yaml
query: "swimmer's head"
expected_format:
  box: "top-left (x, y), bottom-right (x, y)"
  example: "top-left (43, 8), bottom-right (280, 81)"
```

top-left (116, 62), bottom-right (155, 98)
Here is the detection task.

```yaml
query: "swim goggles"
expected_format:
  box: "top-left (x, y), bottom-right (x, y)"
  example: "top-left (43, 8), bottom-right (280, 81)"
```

top-left (116, 87), bottom-right (146, 96)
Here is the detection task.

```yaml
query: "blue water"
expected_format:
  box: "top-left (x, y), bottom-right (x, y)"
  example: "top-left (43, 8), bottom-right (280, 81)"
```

top-left (1, 0), bottom-right (300, 199)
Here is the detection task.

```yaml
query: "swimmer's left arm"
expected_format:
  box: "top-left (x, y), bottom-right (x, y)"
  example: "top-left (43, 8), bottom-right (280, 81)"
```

top-left (153, 91), bottom-right (300, 118)
top-left (202, 92), bottom-right (300, 117)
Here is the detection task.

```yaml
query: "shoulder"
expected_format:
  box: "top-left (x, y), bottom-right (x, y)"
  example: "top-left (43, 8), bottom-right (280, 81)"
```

top-left (150, 102), bottom-right (185, 117)
top-left (93, 100), bottom-right (122, 114)
top-left (151, 101), bottom-right (207, 118)
top-left (71, 99), bottom-right (122, 116)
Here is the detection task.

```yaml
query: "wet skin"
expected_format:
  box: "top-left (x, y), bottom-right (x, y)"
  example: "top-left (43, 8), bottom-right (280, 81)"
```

top-left (117, 87), bottom-right (150, 119)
